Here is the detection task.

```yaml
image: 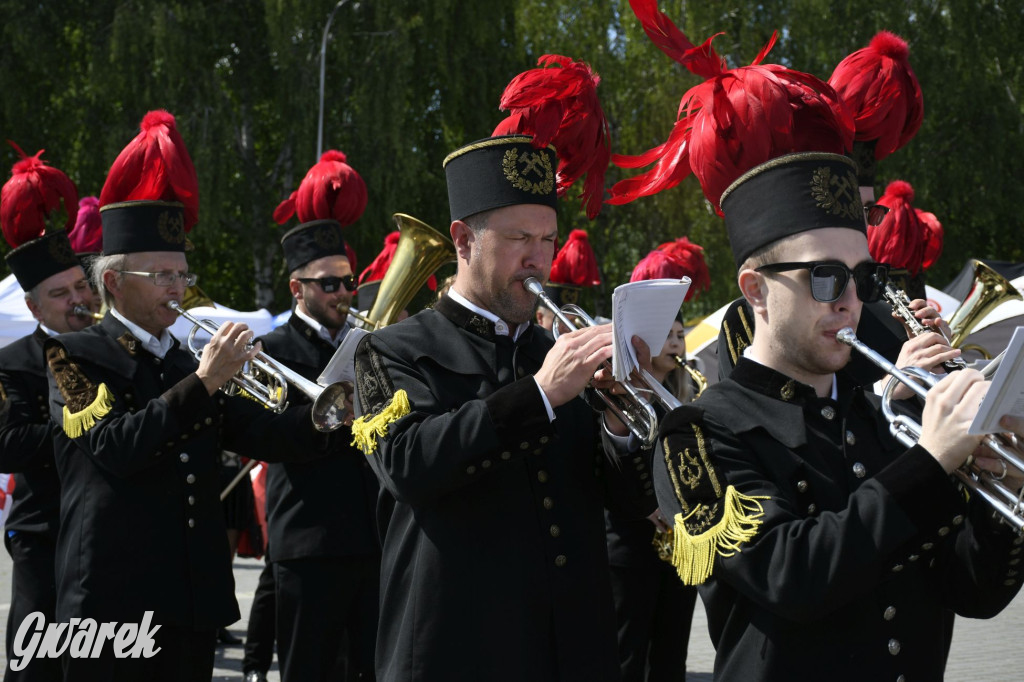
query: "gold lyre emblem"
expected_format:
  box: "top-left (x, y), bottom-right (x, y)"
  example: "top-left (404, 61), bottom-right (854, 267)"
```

top-left (502, 148), bottom-right (554, 196)
top-left (677, 446), bottom-right (704, 490)
top-left (157, 210), bottom-right (186, 245)
top-left (810, 167), bottom-right (862, 221)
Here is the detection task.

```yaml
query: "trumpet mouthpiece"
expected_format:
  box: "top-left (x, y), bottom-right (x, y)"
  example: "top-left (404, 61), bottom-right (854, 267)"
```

top-left (523, 277), bottom-right (544, 295)
top-left (836, 327), bottom-right (857, 345)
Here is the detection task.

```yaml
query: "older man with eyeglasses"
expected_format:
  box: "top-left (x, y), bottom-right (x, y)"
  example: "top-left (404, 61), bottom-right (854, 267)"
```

top-left (43, 113), bottom-right (338, 682)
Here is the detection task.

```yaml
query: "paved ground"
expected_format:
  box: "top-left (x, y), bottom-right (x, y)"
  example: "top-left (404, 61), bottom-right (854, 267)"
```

top-left (2, 551), bottom-right (1023, 680)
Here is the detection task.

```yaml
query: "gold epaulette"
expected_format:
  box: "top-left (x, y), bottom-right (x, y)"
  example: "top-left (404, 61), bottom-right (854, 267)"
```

top-left (351, 389), bottom-right (410, 455)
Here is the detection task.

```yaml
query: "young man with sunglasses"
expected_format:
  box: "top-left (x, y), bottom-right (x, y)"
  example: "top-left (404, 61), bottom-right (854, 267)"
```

top-left (252, 219), bottom-right (379, 682)
top-left (653, 152), bottom-right (1023, 681)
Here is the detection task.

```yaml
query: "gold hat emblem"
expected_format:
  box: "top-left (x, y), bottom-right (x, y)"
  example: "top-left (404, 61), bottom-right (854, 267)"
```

top-left (502, 148), bottom-right (554, 196)
top-left (810, 167), bottom-right (862, 222)
top-left (157, 210), bottom-right (186, 244)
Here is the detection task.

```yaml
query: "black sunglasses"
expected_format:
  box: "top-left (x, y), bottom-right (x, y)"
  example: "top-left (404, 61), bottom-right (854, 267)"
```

top-left (296, 275), bottom-right (357, 293)
top-left (755, 260), bottom-right (890, 303)
top-left (865, 202), bottom-right (889, 227)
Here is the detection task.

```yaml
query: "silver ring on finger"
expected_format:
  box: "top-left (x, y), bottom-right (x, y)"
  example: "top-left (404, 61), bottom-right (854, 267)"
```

top-left (993, 459), bottom-right (1008, 481)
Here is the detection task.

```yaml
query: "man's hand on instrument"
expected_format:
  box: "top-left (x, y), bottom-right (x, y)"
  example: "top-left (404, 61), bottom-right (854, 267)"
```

top-left (906, 298), bottom-right (952, 340)
top-left (647, 508), bottom-right (671, 532)
top-left (595, 336), bottom-right (651, 437)
top-left (535, 323), bottom-right (614, 408)
top-left (341, 381), bottom-right (355, 427)
top-left (918, 369), bottom-right (988, 474)
top-left (196, 321), bottom-right (261, 396)
top-left (886, 332), bottom-right (962, 399)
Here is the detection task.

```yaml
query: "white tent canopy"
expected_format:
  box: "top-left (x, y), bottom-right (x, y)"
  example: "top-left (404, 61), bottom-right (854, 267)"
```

top-left (0, 273), bottom-right (279, 349)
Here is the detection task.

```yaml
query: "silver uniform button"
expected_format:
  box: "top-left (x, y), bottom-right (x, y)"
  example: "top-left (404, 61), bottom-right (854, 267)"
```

top-left (888, 638), bottom-right (901, 656)
top-left (807, 503), bottom-right (817, 514)
top-left (180, 453), bottom-right (189, 463)
top-left (466, 465), bottom-right (477, 475)
top-left (821, 405), bottom-right (836, 420)
top-left (549, 524), bottom-right (560, 538)
top-left (845, 430), bottom-right (856, 446)
top-left (520, 441), bottom-right (530, 450)
top-left (796, 480), bottom-right (809, 493)
top-left (554, 555), bottom-right (567, 567)
top-left (952, 514), bottom-right (964, 526)
top-left (186, 474), bottom-right (196, 484)
top-left (188, 518), bottom-right (195, 528)
top-left (500, 451), bottom-right (512, 460)
top-left (908, 554), bottom-right (920, 562)
top-left (892, 564), bottom-right (904, 572)
top-left (539, 436), bottom-right (550, 445)
top-left (852, 462), bottom-right (866, 478)
top-left (188, 496), bottom-right (195, 506)
top-left (938, 526), bottom-right (950, 536)
top-left (922, 542), bottom-right (934, 551)
top-left (883, 606), bottom-right (896, 621)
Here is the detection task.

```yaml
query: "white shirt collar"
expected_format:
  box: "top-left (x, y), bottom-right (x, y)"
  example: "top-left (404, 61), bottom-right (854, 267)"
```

top-left (294, 306), bottom-right (350, 348)
top-left (110, 307), bottom-right (175, 359)
top-left (448, 288), bottom-right (530, 340)
top-left (39, 323), bottom-right (59, 338)
top-left (741, 345), bottom-right (838, 400)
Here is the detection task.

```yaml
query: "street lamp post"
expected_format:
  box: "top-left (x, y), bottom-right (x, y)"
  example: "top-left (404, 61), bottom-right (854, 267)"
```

top-left (317, 0), bottom-right (352, 161)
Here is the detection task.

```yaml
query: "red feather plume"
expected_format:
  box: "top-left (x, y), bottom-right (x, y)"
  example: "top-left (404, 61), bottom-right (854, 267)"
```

top-left (359, 231), bottom-right (436, 291)
top-left (492, 54), bottom-right (611, 219)
top-left (549, 229), bottom-right (600, 287)
top-left (68, 196), bottom-right (103, 253)
top-left (99, 110), bottom-right (199, 231)
top-left (609, 5), bottom-right (853, 212)
top-left (1, 141), bottom-right (79, 248)
top-left (828, 31), bottom-right (923, 160)
top-left (274, 150), bottom-right (367, 228)
top-left (868, 179), bottom-right (933, 276)
top-left (658, 237), bottom-right (710, 302)
top-left (630, 250), bottom-right (684, 282)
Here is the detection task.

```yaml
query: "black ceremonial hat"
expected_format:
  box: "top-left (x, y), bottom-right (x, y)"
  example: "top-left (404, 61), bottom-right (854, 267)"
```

top-left (100, 200), bottom-right (189, 255)
top-left (5, 231), bottom-right (81, 292)
top-left (280, 219), bottom-right (347, 274)
top-left (443, 135), bottom-right (559, 222)
top-left (719, 153), bottom-right (866, 269)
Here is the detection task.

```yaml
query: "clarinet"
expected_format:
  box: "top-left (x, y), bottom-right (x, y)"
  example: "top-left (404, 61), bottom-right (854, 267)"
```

top-left (882, 283), bottom-right (967, 371)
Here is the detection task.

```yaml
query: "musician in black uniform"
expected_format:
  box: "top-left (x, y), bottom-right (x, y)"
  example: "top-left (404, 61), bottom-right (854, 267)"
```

top-left (353, 135), bottom-right (632, 681)
top-left (260, 219), bottom-right (379, 682)
top-left (654, 152), bottom-right (1024, 680)
top-left (44, 112), bottom-right (337, 682)
top-left (2, 229), bottom-right (95, 682)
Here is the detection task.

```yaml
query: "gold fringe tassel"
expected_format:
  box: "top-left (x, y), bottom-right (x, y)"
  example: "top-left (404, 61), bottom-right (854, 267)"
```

top-left (351, 389), bottom-right (410, 455)
top-left (671, 485), bottom-right (768, 586)
top-left (62, 383), bottom-right (114, 438)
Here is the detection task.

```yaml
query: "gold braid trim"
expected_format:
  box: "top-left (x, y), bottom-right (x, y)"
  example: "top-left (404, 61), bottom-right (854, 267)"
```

top-left (671, 485), bottom-right (768, 586)
top-left (723, 320), bottom-right (739, 365)
top-left (62, 383), bottom-right (114, 438)
top-left (351, 389), bottom-right (410, 455)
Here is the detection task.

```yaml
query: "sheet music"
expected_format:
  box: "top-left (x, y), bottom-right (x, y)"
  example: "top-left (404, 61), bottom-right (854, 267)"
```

top-left (611, 278), bottom-right (691, 382)
top-left (969, 325), bottom-right (1024, 434)
top-left (318, 327), bottom-right (368, 386)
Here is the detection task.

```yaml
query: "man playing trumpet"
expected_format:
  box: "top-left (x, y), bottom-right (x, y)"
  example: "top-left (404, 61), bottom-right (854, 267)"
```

top-left (44, 111), bottom-right (335, 682)
top-left (605, 12), bottom-right (1023, 680)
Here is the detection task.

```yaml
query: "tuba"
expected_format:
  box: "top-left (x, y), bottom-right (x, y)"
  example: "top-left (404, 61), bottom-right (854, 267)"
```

top-left (947, 260), bottom-right (1022, 357)
top-left (351, 213), bottom-right (456, 330)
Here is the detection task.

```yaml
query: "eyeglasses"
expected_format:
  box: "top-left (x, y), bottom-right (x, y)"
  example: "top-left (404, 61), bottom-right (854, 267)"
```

top-left (755, 261), bottom-right (890, 303)
top-left (118, 270), bottom-right (198, 287)
top-left (296, 275), bottom-right (357, 293)
top-left (865, 203), bottom-right (889, 227)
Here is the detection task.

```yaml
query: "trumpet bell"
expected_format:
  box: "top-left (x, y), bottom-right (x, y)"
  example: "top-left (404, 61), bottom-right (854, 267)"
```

top-left (312, 382), bottom-right (351, 432)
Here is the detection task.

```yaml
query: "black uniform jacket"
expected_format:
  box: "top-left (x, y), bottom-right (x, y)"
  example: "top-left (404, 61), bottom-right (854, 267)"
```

top-left (0, 327), bottom-right (60, 536)
top-left (260, 314), bottom-right (378, 562)
top-left (354, 295), bottom-right (621, 682)
top-left (654, 357), bottom-right (1023, 681)
top-left (45, 314), bottom-right (331, 631)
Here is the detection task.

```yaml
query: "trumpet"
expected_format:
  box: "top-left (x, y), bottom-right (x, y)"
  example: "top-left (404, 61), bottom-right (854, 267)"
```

top-left (168, 301), bottom-right (349, 432)
top-left (837, 326), bottom-right (1024, 534)
top-left (882, 282), bottom-right (966, 372)
top-left (524, 277), bottom-right (681, 446)
top-left (73, 305), bottom-right (103, 321)
top-left (337, 303), bottom-right (376, 330)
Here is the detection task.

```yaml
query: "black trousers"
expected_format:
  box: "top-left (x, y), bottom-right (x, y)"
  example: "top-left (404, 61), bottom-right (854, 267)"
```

top-left (61, 626), bottom-right (215, 682)
top-left (609, 561), bottom-right (697, 682)
top-left (273, 554), bottom-right (380, 682)
top-left (4, 530), bottom-right (62, 682)
top-left (243, 557), bottom-right (277, 673)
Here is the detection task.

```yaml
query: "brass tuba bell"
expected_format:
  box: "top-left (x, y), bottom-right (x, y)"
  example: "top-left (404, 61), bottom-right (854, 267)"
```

top-left (947, 260), bottom-right (1022, 357)
top-left (356, 213), bottom-right (456, 329)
